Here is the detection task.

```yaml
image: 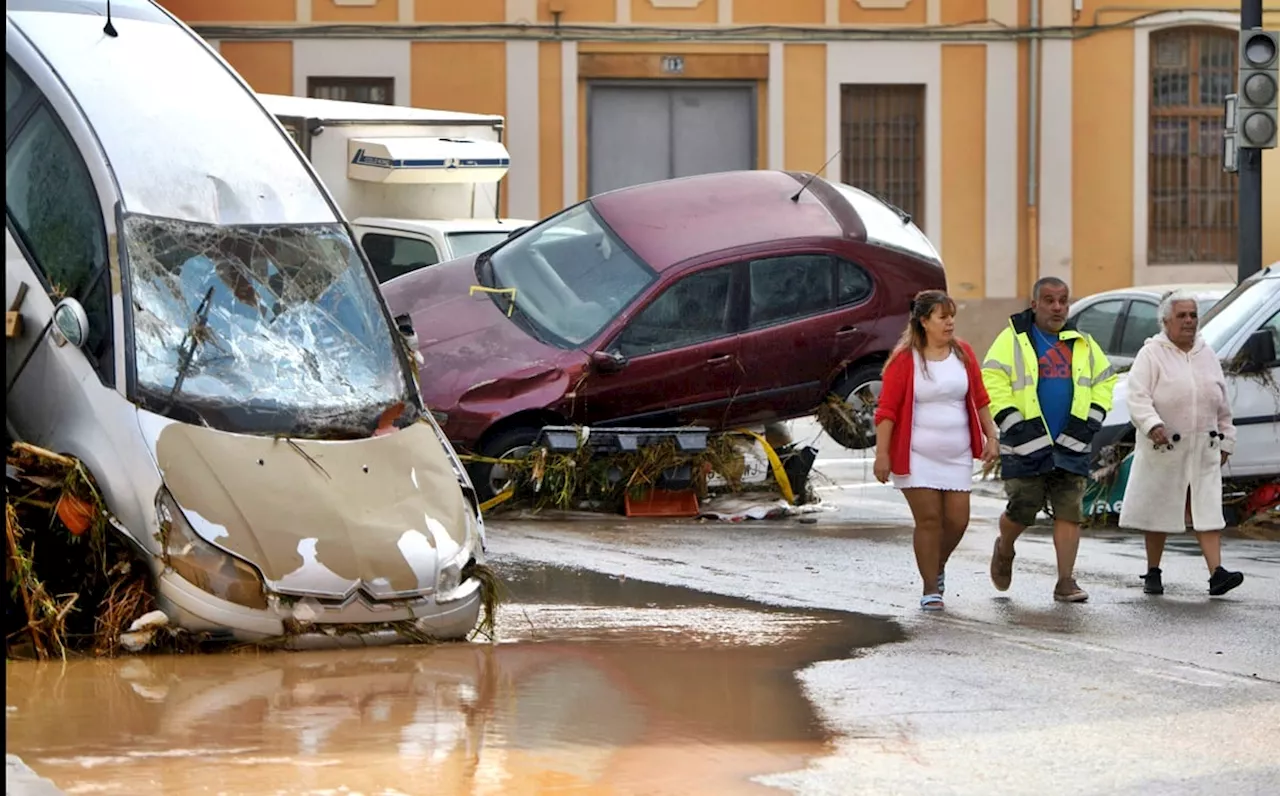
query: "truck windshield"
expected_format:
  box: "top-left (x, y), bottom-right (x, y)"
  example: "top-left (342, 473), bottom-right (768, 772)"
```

top-left (479, 203), bottom-right (656, 348)
top-left (1200, 272), bottom-right (1278, 354)
top-left (447, 231), bottom-right (511, 259)
top-left (126, 214), bottom-right (415, 437)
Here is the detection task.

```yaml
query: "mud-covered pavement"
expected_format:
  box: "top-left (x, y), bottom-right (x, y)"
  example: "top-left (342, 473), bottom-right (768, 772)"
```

top-left (6, 420), bottom-right (1279, 795)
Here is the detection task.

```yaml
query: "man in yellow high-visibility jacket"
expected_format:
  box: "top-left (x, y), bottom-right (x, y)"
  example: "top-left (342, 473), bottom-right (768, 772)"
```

top-left (981, 277), bottom-right (1117, 603)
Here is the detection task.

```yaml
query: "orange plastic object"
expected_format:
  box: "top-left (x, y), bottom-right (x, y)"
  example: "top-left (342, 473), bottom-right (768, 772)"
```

top-left (56, 492), bottom-right (95, 536)
top-left (624, 488), bottom-right (699, 518)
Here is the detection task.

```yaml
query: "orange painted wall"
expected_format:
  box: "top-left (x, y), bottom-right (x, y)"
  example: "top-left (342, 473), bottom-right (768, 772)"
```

top-left (1072, 28), bottom-right (1134, 297)
top-left (538, 42), bottom-right (565, 217)
top-left (840, 0), bottom-right (926, 25)
top-left (415, 0), bottom-right (505, 22)
top-left (538, 0), bottom-right (615, 23)
top-left (733, 0), bottom-right (824, 25)
top-left (218, 41), bottom-right (294, 95)
top-left (941, 0), bottom-right (987, 25)
top-left (312, 0), bottom-right (398, 23)
top-left (156, 0), bottom-right (293, 22)
top-left (410, 42), bottom-right (508, 214)
top-left (783, 44), bottom-right (826, 173)
top-left (941, 45), bottom-right (986, 299)
top-left (1077, 0), bottom-right (1239, 25)
top-left (1264, 150), bottom-right (1280, 266)
top-left (630, 0), bottom-right (718, 25)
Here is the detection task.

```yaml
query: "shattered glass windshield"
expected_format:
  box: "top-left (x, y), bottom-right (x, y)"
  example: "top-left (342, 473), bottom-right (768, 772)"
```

top-left (126, 214), bottom-right (414, 436)
top-left (478, 203), bottom-right (656, 348)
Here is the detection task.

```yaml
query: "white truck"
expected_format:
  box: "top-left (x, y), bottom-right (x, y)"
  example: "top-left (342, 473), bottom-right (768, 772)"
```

top-left (259, 93), bottom-right (533, 282)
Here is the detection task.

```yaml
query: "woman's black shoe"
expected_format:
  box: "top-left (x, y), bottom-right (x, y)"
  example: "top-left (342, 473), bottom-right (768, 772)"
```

top-left (1208, 566), bottom-right (1244, 596)
top-left (1141, 567), bottom-right (1164, 595)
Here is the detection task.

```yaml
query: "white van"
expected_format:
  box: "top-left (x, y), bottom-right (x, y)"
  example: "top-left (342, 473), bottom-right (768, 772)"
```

top-left (5, 0), bottom-right (487, 647)
top-left (1096, 263), bottom-right (1280, 480)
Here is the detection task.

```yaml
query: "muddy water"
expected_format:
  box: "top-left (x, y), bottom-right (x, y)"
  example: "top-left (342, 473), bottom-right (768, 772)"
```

top-left (6, 564), bottom-right (901, 795)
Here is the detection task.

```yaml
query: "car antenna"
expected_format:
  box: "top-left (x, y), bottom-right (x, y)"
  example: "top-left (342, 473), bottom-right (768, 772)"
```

top-left (104, 0), bottom-right (119, 37)
top-left (790, 149), bottom-right (842, 203)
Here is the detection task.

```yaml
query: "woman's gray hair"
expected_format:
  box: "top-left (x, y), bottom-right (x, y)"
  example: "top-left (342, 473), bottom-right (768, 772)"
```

top-left (1158, 289), bottom-right (1200, 322)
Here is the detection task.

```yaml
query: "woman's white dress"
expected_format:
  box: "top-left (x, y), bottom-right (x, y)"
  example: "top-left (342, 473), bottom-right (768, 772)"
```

top-left (891, 351), bottom-right (973, 492)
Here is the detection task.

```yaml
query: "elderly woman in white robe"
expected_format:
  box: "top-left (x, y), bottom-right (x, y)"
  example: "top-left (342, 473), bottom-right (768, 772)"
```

top-left (1118, 289), bottom-right (1244, 597)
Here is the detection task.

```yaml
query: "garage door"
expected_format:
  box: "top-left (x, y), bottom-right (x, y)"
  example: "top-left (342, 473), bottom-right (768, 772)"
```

top-left (587, 84), bottom-right (756, 196)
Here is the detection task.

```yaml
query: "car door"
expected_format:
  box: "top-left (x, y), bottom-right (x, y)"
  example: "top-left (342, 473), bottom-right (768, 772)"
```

top-left (1224, 307), bottom-right (1280, 478)
top-left (354, 227), bottom-right (441, 284)
top-left (1113, 298), bottom-right (1161, 364)
top-left (577, 263), bottom-right (743, 427)
top-left (733, 254), bottom-right (876, 424)
top-left (1071, 298), bottom-right (1126, 365)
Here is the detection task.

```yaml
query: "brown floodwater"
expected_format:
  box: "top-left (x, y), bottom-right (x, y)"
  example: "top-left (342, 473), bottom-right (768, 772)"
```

top-left (5, 564), bottom-right (902, 795)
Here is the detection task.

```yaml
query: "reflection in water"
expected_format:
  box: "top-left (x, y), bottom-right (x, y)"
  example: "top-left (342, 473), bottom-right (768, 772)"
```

top-left (5, 566), bottom-right (901, 795)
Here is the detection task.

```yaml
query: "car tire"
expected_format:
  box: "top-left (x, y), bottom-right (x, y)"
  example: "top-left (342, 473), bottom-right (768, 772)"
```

top-left (822, 362), bottom-right (884, 451)
top-left (471, 426), bottom-right (541, 503)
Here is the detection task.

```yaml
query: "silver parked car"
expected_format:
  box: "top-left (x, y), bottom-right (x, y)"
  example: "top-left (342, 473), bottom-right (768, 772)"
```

top-left (1068, 282), bottom-right (1233, 369)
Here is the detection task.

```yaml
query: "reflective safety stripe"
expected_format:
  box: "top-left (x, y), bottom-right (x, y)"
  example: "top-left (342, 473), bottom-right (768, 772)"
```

top-left (1054, 433), bottom-right (1090, 453)
top-left (998, 410), bottom-right (1026, 434)
top-left (984, 358), bottom-right (1013, 377)
top-left (1001, 435), bottom-right (1054, 457)
top-left (1011, 339), bottom-right (1034, 390)
top-left (1088, 406), bottom-right (1105, 423)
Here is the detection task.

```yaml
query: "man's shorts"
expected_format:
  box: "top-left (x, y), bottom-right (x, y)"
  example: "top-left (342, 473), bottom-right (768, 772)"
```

top-left (1004, 469), bottom-right (1087, 526)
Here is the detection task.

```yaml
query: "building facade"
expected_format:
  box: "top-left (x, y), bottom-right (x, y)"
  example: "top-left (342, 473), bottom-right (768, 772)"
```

top-left (161, 0), bottom-right (1280, 310)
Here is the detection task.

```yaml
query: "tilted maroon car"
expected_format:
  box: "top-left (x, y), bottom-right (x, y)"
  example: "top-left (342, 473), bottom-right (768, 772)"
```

top-left (382, 170), bottom-right (946, 498)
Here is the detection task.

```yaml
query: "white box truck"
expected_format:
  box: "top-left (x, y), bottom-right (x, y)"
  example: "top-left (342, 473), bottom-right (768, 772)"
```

top-left (259, 93), bottom-right (534, 282)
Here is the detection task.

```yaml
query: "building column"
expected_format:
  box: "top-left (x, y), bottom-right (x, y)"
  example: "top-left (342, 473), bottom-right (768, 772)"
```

top-left (768, 42), bottom-right (785, 170)
top-left (505, 41), bottom-right (540, 220)
top-left (561, 41), bottom-right (580, 206)
top-left (986, 42), bottom-right (1019, 298)
top-left (1038, 0), bottom-right (1073, 286)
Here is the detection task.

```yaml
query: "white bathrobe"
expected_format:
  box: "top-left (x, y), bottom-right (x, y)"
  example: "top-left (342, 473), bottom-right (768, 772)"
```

top-left (1118, 333), bottom-right (1236, 533)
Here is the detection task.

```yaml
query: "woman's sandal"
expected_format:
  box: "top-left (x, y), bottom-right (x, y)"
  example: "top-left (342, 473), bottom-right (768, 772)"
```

top-left (920, 594), bottom-right (945, 612)
top-left (938, 571), bottom-right (946, 596)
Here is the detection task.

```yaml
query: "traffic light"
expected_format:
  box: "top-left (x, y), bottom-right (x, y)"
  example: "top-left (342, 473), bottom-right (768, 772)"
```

top-left (1237, 28), bottom-right (1278, 149)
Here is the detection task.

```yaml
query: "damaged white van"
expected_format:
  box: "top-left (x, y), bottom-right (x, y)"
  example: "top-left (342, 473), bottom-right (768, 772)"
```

top-left (5, 0), bottom-right (487, 646)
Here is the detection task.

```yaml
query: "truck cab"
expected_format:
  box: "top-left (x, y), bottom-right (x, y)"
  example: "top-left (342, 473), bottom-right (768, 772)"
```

top-left (259, 93), bottom-right (532, 281)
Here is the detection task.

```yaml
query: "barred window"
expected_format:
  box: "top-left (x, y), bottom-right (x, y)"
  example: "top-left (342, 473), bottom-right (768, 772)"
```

top-left (1149, 27), bottom-right (1238, 264)
top-left (840, 84), bottom-right (925, 227)
top-left (307, 76), bottom-right (394, 105)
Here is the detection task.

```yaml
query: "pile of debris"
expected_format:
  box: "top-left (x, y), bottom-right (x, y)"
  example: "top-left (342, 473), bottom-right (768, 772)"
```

top-left (4, 442), bottom-right (181, 660)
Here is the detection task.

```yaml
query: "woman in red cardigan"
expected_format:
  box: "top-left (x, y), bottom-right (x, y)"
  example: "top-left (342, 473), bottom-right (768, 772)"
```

top-left (873, 290), bottom-right (1000, 612)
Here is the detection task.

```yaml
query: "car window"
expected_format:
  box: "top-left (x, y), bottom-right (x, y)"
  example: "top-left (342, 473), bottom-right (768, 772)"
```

top-left (1117, 299), bottom-right (1160, 357)
top-left (1072, 299), bottom-right (1124, 353)
top-left (5, 78), bottom-right (113, 384)
top-left (5, 61), bottom-right (25, 120)
top-left (1260, 310), bottom-right (1280, 363)
top-left (838, 259), bottom-right (873, 306)
top-left (614, 267), bottom-right (733, 357)
top-left (748, 255), bottom-right (834, 327)
top-left (360, 232), bottom-right (440, 283)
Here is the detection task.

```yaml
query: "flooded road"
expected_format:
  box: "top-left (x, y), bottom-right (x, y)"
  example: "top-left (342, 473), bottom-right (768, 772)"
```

top-left (5, 564), bottom-right (902, 795)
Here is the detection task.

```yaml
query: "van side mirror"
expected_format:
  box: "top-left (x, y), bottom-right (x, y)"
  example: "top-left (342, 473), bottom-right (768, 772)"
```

top-left (52, 298), bottom-right (89, 349)
top-left (1237, 328), bottom-right (1278, 373)
top-left (590, 349), bottom-right (628, 374)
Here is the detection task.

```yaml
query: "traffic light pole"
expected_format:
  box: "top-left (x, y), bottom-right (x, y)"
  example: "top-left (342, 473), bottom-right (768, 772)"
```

top-left (1239, 0), bottom-right (1264, 283)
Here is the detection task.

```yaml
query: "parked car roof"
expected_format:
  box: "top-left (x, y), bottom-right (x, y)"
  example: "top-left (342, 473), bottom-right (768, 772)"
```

top-left (589, 170), bottom-right (937, 273)
top-left (1072, 282), bottom-right (1236, 304)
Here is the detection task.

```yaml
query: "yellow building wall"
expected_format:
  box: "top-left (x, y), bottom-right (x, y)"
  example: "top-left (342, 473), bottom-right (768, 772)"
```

top-left (157, 0), bottom-right (294, 22)
top-left (410, 42), bottom-right (509, 216)
top-left (415, 0), bottom-right (505, 22)
top-left (312, 0), bottom-right (399, 23)
top-left (941, 0), bottom-right (987, 25)
top-left (218, 41), bottom-right (294, 95)
top-left (782, 44), bottom-right (826, 173)
top-left (538, 0), bottom-right (616, 23)
top-left (840, 0), bottom-right (926, 25)
top-left (733, 0), bottom-right (825, 25)
top-left (1071, 27), bottom-right (1134, 298)
top-left (1265, 149), bottom-right (1280, 267)
top-left (538, 42), bottom-right (565, 217)
top-left (941, 45), bottom-right (986, 299)
top-left (630, 0), bottom-right (718, 25)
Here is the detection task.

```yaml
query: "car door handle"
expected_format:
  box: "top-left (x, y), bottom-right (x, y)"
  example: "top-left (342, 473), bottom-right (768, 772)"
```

top-left (706, 354), bottom-right (734, 365)
top-left (837, 326), bottom-right (860, 336)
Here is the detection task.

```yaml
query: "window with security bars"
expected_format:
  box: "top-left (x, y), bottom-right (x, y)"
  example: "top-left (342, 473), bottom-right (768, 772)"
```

top-left (840, 84), bottom-right (925, 227)
top-left (1149, 27), bottom-right (1238, 264)
top-left (307, 76), bottom-right (394, 105)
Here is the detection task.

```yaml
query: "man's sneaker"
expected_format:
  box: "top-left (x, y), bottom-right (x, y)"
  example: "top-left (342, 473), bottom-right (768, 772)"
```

top-left (1053, 578), bottom-right (1089, 603)
top-left (1141, 567), bottom-right (1164, 595)
top-left (1208, 567), bottom-right (1244, 596)
top-left (990, 537), bottom-right (1015, 592)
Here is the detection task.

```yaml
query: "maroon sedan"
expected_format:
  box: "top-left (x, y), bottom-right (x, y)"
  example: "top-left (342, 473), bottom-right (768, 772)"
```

top-left (382, 170), bottom-right (946, 498)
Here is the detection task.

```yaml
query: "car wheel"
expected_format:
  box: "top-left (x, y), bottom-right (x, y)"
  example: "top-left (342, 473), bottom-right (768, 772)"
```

top-left (471, 426), bottom-right (540, 502)
top-left (822, 363), bottom-right (883, 451)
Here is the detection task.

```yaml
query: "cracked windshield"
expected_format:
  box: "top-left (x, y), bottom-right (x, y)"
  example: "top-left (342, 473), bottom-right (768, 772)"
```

top-left (126, 215), bottom-right (410, 434)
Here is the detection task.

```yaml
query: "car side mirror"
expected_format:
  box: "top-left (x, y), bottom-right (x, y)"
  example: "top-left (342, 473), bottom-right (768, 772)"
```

top-left (590, 349), bottom-right (628, 374)
top-left (51, 298), bottom-right (89, 349)
top-left (1237, 328), bottom-right (1277, 373)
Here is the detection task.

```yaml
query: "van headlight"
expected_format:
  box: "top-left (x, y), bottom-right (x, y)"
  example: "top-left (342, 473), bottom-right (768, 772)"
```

top-left (156, 488), bottom-right (268, 610)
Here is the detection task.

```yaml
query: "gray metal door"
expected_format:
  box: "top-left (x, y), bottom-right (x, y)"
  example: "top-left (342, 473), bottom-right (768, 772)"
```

top-left (588, 84), bottom-right (755, 196)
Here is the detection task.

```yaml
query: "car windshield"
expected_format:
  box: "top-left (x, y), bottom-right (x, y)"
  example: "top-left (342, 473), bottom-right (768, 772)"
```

top-left (125, 214), bottom-right (415, 437)
top-left (1200, 274), bottom-right (1278, 354)
top-left (447, 231), bottom-right (511, 259)
top-left (479, 202), bottom-right (656, 348)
